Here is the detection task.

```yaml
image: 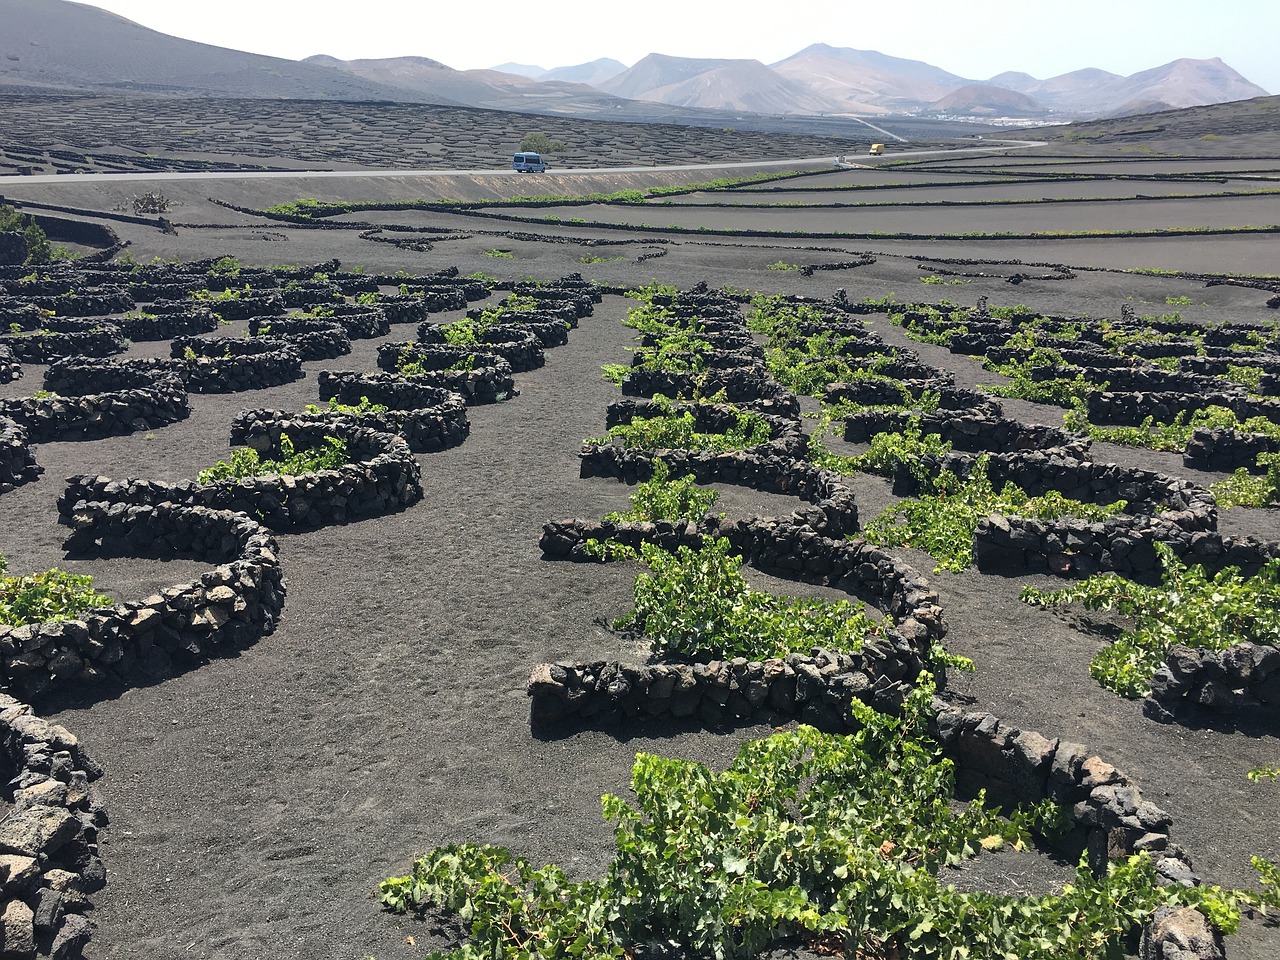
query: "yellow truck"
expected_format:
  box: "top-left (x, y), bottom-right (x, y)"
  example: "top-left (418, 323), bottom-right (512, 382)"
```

top-left (869, 143), bottom-right (885, 156)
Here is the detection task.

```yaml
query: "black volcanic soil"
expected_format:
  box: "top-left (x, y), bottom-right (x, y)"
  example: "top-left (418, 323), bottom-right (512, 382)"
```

top-left (2, 124), bottom-right (1280, 960)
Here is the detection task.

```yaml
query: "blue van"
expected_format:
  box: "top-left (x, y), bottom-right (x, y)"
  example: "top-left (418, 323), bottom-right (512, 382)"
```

top-left (512, 152), bottom-right (547, 173)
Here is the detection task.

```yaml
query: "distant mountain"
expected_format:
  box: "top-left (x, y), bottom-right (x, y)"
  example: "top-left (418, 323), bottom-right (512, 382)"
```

top-left (0, 3), bottom-right (1266, 126)
top-left (490, 62), bottom-right (546, 79)
top-left (601, 53), bottom-right (840, 115)
top-left (986, 59), bottom-right (1266, 117)
top-left (772, 43), bottom-right (971, 114)
top-left (541, 58), bottom-right (628, 86)
top-left (0, 0), bottom-right (420, 99)
top-left (929, 84), bottom-right (1045, 116)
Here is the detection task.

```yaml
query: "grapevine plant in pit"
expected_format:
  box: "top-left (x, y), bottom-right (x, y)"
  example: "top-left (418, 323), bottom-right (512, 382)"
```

top-left (863, 455), bottom-right (1127, 573)
top-left (601, 460), bottom-right (720, 524)
top-left (197, 432), bottom-right (349, 482)
top-left (0, 554), bottom-right (113, 626)
top-left (587, 402), bottom-right (771, 454)
top-left (597, 536), bottom-right (883, 661)
top-left (381, 676), bottom-right (1280, 960)
top-left (1021, 542), bottom-right (1280, 698)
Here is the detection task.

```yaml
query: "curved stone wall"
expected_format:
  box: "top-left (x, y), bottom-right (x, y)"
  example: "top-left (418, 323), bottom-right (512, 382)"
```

top-left (0, 363), bottom-right (189, 443)
top-left (112, 304), bottom-right (218, 341)
top-left (315, 371), bottom-right (470, 452)
top-left (0, 696), bottom-right (107, 960)
top-left (414, 324), bottom-right (544, 373)
top-left (9, 503), bottom-right (286, 700)
top-left (843, 410), bottom-right (1088, 457)
top-left (248, 317), bottom-right (351, 361)
top-left (0, 416), bottom-right (42, 493)
top-left (375, 344), bottom-right (517, 404)
top-left (1146, 642), bottom-right (1280, 723)
top-left (61, 418), bottom-right (422, 532)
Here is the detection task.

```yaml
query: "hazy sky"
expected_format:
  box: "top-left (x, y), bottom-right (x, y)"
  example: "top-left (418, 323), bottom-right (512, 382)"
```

top-left (83, 0), bottom-right (1277, 93)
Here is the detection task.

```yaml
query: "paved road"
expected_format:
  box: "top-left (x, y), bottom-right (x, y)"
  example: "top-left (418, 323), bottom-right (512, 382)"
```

top-left (0, 141), bottom-right (1046, 187)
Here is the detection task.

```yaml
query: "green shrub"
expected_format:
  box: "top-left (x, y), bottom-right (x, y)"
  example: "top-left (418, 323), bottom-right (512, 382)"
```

top-left (604, 460), bottom-right (719, 523)
top-left (381, 676), bottom-right (1276, 960)
top-left (302, 397), bottom-right (388, 418)
top-left (589, 407), bottom-right (771, 453)
top-left (1022, 542), bottom-right (1280, 698)
top-left (0, 555), bottom-right (113, 626)
top-left (198, 433), bottom-right (348, 482)
top-left (864, 456), bottom-right (1126, 573)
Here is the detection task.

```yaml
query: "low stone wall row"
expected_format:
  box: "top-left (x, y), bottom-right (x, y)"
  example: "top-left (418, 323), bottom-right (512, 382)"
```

top-left (542, 515), bottom-right (941, 647)
top-left (931, 703), bottom-right (1196, 884)
top-left (1146, 642), bottom-right (1280, 723)
top-left (1183, 426), bottom-right (1280, 472)
top-left (0, 363), bottom-right (190, 443)
top-left (0, 327), bottom-right (128, 364)
top-left (233, 396), bottom-right (469, 457)
top-left (823, 380), bottom-right (1004, 419)
top-left (0, 696), bottom-right (108, 960)
top-left (195, 293), bottom-right (284, 322)
top-left (528, 645), bottom-right (932, 732)
top-left (843, 410), bottom-right (1089, 457)
top-left (900, 449), bottom-right (1216, 529)
top-left (577, 446), bottom-right (859, 536)
top-left (414, 325), bottom-right (544, 373)
top-left (248, 317), bottom-right (352, 362)
top-left (1085, 389), bottom-right (1280, 428)
top-left (30, 288), bottom-right (133, 318)
top-left (0, 344), bottom-right (20, 384)
top-left (316, 371), bottom-right (470, 452)
top-left (604, 397), bottom-right (806, 455)
top-left (0, 416), bottom-right (42, 493)
top-left (60, 418), bottom-right (422, 533)
top-left (118, 345), bottom-right (304, 394)
top-left (375, 344), bottom-right (517, 404)
top-left (306, 305), bottom-right (391, 340)
top-left (112, 304), bottom-right (219, 341)
top-left (5, 502), bottom-right (286, 701)
top-left (621, 368), bottom-right (800, 419)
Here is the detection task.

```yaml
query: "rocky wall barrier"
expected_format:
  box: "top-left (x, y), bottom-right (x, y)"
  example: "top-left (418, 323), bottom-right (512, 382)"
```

top-left (396, 285), bottom-right (467, 312)
top-left (826, 380), bottom-right (1006, 419)
top-left (375, 344), bottom-right (516, 404)
top-left (125, 279), bottom-right (207, 303)
top-left (1183, 427), bottom-right (1280, 472)
top-left (0, 230), bottom-right (26, 265)
top-left (0, 363), bottom-right (189, 443)
top-left (0, 344), bottom-right (20, 384)
top-left (0, 327), bottom-right (127, 364)
top-left (603, 396), bottom-right (804, 453)
top-left (1084, 390), bottom-right (1280, 427)
top-left (0, 696), bottom-right (107, 960)
top-left (0, 416), bottom-right (41, 493)
top-left (889, 451), bottom-right (1220, 578)
top-left (60, 418), bottom-right (421, 532)
top-left (1146, 642), bottom-right (1280, 724)
top-left (248, 317), bottom-right (351, 362)
top-left (574, 447), bottom-right (860, 538)
top-left (30, 288), bottom-right (133, 318)
top-left (252, 374), bottom-right (471, 454)
top-left (415, 324), bottom-right (544, 373)
top-left (5, 503), bottom-right (287, 702)
top-left (156, 339), bottom-right (304, 393)
top-left (306, 305), bottom-right (390, 340)
top-left (376, 295), bottom-right (434, 325)
top-left (195, 293), bottom-right (284, 322)
top-left (280, 282), bottom-right (344, 309)
top-left (621, 368), bottom-right (799, 419)
top-left (843, 410), bottom-right (1088, 456)
top-left (0, 300), bottom-right (42, 328)
top-left (112, 304), bottom-right (218, 341)
top-left (930, 704), bottom-right (1196, 885)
